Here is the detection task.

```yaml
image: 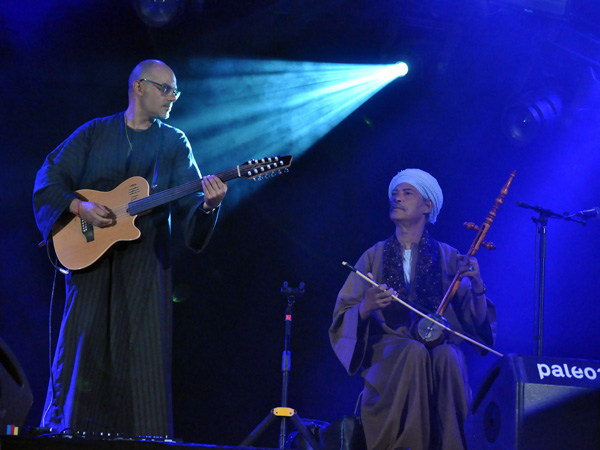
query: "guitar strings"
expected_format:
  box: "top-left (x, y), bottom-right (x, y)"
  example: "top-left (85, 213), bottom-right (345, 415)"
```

top-left (96, 168), bottom-right (242, 220)
top-left (94, 158), bottom-right (285, 219)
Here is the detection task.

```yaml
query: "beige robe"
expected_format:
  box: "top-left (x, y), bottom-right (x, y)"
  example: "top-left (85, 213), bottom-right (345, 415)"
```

top-left (329, 238), bottom-right (496, 450)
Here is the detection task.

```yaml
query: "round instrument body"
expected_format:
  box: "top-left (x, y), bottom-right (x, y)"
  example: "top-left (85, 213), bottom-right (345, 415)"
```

top-left (416, 313), bottom-right (450, 344)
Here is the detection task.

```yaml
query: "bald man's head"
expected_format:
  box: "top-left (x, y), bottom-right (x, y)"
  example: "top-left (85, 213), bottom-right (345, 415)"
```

top-left (128, 60), bottom-right (175, 94)
top-left (126, 60), bottom-right (179, 122)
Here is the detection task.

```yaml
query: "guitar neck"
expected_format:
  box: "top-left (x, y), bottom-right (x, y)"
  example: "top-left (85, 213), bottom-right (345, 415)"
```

top-left (128, 167), bottom-right (240, 215)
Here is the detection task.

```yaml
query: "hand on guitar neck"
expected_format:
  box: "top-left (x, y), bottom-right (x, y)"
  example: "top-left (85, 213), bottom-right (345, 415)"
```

top-left (200, 174), bottom-right (228, 211)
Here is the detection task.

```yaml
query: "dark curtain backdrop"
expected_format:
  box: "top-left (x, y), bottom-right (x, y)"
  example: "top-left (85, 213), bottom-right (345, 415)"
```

top-left (1, 1), bottom-right (599, 446)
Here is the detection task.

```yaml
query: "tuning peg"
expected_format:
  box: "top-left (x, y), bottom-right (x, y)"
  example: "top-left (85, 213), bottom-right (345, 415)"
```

top-left (464, 222), bottom-right (480, 231)
top-left (481, 241), bottom-right (496, 250)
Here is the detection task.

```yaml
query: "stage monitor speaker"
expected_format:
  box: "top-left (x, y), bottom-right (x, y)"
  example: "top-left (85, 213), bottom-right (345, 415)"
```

top-left (0, 337), bottom-right (33, 432)
top-left (465, 353), bottom-right (600, 449)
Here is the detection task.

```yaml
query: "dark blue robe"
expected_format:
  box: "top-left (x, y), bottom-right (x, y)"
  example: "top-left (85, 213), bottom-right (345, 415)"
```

top-left (33, 112), bottom-right (218, 437)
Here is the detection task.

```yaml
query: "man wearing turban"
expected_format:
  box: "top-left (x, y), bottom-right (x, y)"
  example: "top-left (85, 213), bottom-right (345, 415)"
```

top-left (329, 168), bottom-right (496, 450)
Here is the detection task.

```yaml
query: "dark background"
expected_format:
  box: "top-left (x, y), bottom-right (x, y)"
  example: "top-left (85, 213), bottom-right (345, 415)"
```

top-left (1, 0), bottom-right (600, 447)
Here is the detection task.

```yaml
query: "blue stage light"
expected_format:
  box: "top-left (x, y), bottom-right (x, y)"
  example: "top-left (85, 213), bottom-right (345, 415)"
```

top-left (173, 58), bottom-right (409, 208)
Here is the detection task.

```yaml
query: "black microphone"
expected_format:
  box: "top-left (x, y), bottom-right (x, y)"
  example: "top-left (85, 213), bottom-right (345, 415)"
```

top-left (574, 207), bottom-right (600, 219)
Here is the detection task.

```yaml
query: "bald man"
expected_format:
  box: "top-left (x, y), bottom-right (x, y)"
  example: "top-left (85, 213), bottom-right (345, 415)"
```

top-left (34, 60), bottom-right (227, 437)
top-left (329, 169), bottom-right (496, 450)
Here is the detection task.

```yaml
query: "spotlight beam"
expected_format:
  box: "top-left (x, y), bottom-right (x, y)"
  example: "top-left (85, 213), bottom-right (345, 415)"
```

top-left (174, 58), bottom-right (408, 208)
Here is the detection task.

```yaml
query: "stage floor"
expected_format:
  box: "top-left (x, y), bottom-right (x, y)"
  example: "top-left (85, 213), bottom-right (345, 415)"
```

top-left (0, 435), bottom-right (280, 450)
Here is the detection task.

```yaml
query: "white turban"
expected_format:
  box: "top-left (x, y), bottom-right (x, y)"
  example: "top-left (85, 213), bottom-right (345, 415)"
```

top-left (388, 168), bottom-right (444, 224)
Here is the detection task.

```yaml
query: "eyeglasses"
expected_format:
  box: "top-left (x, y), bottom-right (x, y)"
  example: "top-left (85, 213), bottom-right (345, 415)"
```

top-left (138, 78), bottom-right (181, 99)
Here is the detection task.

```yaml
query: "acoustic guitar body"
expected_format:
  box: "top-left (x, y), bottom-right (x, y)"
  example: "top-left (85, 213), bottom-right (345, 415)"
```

top-left (51, 176), bottom-right (150, 270)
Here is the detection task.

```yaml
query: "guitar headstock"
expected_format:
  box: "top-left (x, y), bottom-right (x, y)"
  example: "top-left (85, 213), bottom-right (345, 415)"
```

top-left (239, 155), bottom-right (293, 181)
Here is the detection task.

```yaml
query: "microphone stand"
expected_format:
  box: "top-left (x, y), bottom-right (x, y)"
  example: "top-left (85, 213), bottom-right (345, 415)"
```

top-left (516, 201), bottom-right (585, 356)
top-left (239, 282), bottom-right (320, 450)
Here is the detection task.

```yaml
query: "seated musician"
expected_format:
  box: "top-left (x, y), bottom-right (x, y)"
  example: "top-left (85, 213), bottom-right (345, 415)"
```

top-left (329, 168), bottom-right (496, 450)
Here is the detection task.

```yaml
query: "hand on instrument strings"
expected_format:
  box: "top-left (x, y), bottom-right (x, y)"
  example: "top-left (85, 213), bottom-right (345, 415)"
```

top-left (72, 199), bottom-right (115, 227)
top-left (201, 175), bottom-right (228, 211)
top-left (457, 254), bottom-right (485, 293)
top-left (359, 272), bottom-right (397, 320)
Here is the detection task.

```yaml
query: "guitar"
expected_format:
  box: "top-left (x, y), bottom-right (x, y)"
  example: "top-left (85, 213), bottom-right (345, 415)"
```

top-left (51, 156), bottom-right (293, 270)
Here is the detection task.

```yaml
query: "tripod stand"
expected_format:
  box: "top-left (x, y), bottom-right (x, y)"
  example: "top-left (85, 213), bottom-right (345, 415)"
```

top-left (240, 282), bottom-right (320, 450)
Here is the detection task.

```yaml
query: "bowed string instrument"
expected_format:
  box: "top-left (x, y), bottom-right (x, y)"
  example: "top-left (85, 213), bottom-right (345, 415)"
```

top-left (414, 170), bottom-right (516, 348)
top-left (343, 170), bottom-right (515, 357)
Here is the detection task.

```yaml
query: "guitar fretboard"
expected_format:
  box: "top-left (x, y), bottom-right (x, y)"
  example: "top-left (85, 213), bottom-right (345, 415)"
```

top-left (127, 167), bottom-right (240, 215)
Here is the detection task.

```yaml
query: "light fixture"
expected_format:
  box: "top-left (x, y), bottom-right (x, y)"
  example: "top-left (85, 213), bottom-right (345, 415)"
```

top-left (501, 92), bottom-right (562, 145)
top-left (133, 0), bottom-right (185, 28)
